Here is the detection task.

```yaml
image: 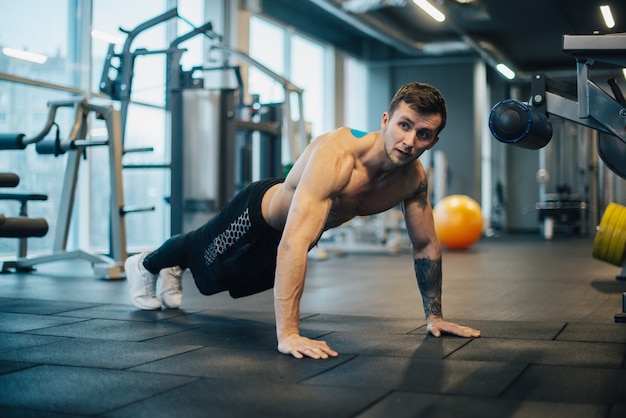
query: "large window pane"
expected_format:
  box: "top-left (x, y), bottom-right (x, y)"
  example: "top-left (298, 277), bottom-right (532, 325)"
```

top-left (0, 0), bottom-right (76, 86)
top-left (0, 0), bottom-right (77, 256)
top-left (291, 34), bottom-right (326, 138)
top-left (91, 0), bottom-right (169, 104)
top-left (248, 17), bottom-right (285, 104)
top-left (91, 0), bottom-right (170, 250)
top-left (344, 55), bottom-right (367, 131)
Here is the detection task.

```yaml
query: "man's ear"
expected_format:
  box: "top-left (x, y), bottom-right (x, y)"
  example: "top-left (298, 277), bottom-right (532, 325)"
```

top-left (380, 112), bottom-right (389, 129)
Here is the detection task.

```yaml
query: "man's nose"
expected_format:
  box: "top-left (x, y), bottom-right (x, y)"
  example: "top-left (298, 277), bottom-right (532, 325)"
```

top-left (402, 135), bottom-right (415, 149)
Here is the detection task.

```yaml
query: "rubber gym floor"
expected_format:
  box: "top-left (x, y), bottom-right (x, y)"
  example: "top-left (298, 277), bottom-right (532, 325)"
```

top-left (0, 233), bottom-right (625, 417)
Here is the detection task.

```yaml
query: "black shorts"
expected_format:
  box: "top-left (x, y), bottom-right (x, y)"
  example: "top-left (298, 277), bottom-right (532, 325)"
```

top-left (185, 178), bottom-right (285, 298)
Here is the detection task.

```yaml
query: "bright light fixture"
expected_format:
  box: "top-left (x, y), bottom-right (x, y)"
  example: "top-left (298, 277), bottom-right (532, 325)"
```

top-left (413, 0), bottom-right (446, 23)
top-left (1, 47), bottom-right (48, 64)
top-left (600, 5), bottom-right (615, 29)
top-left (622, 68), bottom-right (626, 80)
top-left (496, 63), bottom-right (515, 80)
top-left (91, 30), bottom-right (125, 45)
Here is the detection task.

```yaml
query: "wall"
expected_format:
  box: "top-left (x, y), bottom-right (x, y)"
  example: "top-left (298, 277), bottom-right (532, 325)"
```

top-left (367, 59), bottom-right (482, 205)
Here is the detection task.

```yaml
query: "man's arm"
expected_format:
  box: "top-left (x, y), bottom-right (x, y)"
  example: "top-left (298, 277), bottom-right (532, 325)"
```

top-left (403, 179), bottom-right (481, 338)
top-left (274, 142), bottom-right (351, 359)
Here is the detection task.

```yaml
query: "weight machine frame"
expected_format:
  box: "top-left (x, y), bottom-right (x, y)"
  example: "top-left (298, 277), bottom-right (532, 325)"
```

top-left (1, 99), bottom-right (128, 279)
top-left (497, 33), bottom-right (626, 322)
top-left (100, 8), bottom-right (308, 235)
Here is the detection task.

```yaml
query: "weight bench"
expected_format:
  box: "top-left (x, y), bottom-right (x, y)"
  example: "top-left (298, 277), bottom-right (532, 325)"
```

top-left (0, 172), bottom-right (49, 272)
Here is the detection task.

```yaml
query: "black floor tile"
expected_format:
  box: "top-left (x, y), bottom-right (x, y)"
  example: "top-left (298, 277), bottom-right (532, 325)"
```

top-left (0, 298), bottom-right (101, 315)
top-left (355, 392), bottom-right (608, 418)
top-left (0, 332), bottom-right (66, 353)
top-left (25, 318), bottom-right (202, 342)
top-left (0, 406), bottom-right (86, 418)
top-left (299, 313), bottom-right (424, 333)
top-left (102, 377), bottom-right (388, 418)
top-left (130, 346), bottom-right (355, 383)
top-left (0, 364), bottom-right (197, 416)
top-left (0, 312), bottom-right (86, 333)
top-left (502, 364), bottom-right (626, 405)
top-left (57, 303), bottom-right (192, 322)
top-left (0, 338), bottom-right (202, 369)
top-left (447, 337), bottom-right (626, 368)
top-left (145, 312), bottom-right (331, 351)
top-left (145, 317), bottom-right (283, 350)
top-left (437, 319), bottom-right (567, 340)
top-left (320, 331), bottom-right (471, 357)
top-left (304, 356), bottom-right (526, 396)
top-left (0, 360), bottom-right (36, 375)
top-left (557, 322), bottom-right (626, 343)
top-left (609, 404), bottom-right (626, 418)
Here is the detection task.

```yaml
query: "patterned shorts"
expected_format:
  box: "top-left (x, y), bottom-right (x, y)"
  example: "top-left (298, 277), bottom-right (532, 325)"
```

top-left (185, 178), bottom-right (284, 298)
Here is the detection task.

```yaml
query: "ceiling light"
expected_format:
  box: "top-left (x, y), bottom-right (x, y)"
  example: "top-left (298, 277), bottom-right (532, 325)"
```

top-left (91, 30), bottom-right (125, 45)
top-left (413, 0), bottom-right (446, 23)
top-left (1, 47), bottom-right (48, 64)
top-left (600, 5), bottom-right (615, 29)
top-left (622, 68), bottom-right (626, 80)
top-left (496, 63), bottom-right (515, 80)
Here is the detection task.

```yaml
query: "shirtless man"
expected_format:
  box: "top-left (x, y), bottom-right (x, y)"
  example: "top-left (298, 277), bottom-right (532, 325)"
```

top-left (125, 81), bottom-right (481, 360)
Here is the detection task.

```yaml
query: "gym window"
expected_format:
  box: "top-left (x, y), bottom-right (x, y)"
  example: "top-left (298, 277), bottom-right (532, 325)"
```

top-left (248, 16), bottom-right (331, 139)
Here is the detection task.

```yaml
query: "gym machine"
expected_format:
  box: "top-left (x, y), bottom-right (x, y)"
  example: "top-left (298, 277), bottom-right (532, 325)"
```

top-left (99, 9), bottom-right (307, 234)
top-left (488, 32), bottom-right (626, 322)
top-left (0, 99), bottom-right (129, 279)
top-left (0, 173), bottom-right (49, 255)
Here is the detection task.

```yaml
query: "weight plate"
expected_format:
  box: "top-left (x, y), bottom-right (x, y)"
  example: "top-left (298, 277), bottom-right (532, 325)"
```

top-left (593, 204), bottom-right (615, 261)
top-left (606, 204), bottom-right (626, 266)
top-left (593, 203), bottom-right (622, 264)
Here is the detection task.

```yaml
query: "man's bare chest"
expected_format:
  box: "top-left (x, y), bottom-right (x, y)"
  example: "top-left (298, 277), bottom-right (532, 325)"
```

top-left (326, 179), bottom-right (411, 227)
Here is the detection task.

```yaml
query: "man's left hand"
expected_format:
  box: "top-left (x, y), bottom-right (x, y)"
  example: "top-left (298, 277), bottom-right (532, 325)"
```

top-left (427, 317), bottom-right (481, 338)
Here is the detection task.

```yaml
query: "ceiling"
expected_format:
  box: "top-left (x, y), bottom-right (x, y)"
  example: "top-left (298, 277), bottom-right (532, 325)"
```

top-left (259, 0), bottom-right (626, 81)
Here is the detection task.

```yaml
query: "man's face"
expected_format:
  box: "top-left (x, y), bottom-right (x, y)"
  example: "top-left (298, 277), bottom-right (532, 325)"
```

top-left (381, 101), bottom-right (442, 167)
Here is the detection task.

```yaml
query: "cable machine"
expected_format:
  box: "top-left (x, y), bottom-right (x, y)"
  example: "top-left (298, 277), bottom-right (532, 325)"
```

top-left (99, 8), bottom-right (308, 235)
top-left (489, 32), bottom-right (626, 322)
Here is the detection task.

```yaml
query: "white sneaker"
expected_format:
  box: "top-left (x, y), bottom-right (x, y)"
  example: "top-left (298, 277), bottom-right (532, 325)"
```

top-left (158, 266), bottom-right (183, 309)
top-left (124, 251), bottom-right (162, 310)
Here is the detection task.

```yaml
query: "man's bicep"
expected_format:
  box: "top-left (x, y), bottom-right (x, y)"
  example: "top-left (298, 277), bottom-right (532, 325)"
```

top-left (285, 184), bottom-right (332, 244)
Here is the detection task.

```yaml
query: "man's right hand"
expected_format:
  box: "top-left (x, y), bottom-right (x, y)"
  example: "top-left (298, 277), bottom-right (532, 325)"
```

top-left (277, 334), bottom-right (339, 359)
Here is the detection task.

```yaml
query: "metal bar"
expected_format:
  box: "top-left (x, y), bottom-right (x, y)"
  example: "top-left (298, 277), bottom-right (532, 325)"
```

top-left (545, 92), bottom-right (612, 134)
top-left (0, 72), bottom-right (86, 95)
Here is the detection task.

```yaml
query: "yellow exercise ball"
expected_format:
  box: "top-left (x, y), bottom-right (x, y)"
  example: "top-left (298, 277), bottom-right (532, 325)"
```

top-left (433, 195), bottom-right (484, 250)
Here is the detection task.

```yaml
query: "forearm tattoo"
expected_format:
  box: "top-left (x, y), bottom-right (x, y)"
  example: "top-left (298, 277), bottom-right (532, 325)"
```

top-left (414, 257), bottom-right (443, 318)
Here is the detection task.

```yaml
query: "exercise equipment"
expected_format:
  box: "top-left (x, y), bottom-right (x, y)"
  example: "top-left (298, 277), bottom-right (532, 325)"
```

top-left (0, 173), bottom-right (48, 266)
top-left (592, 201), bottom-right (626, 322)
top-left (99, 8), bottom-right (307, 234)
top-left (489, 33), bottom-right (626, 178)
top-left (0, 99), bottom-right (129, 278)
top-left (433, 195), bottom-right (483, 250)
top-left (489, 32), bottom-right (626, 322)
top-left (489, 99), bottom-right (553, 149)
top-left (592, 203), bottom-right (626, 267)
